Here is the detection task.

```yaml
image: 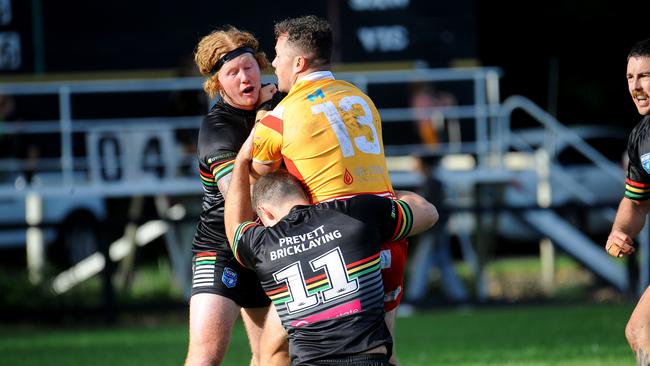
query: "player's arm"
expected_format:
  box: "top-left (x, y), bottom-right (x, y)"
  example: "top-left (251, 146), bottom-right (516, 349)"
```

top-left (224, 134), bottom-right (256, 247)
top-left (217, 174), bottom-right (233, 199)
top-left (606, 141), bottom-right (650, 257)
top-left (256, 83), bottom-right (277, 109)
top-left (394, 190), bottom-right (439, 237)
top-left (198, 115), bottom-right (239, 199)
top-left (255, 84), bottom-right (287, 122)
top-left (250, 112), bottom-right (284, 179)
top-left (606, 197), bottom-right (650, 257)
top-left (256, 85), bottom-right (286, 113)
top-left (347, 192), bottom-right (437, 241)
top-left (251, 161), bottom-right (280, 180)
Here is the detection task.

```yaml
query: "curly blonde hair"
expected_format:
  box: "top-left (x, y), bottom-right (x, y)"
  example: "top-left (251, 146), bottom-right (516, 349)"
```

top-left (194, 26), bottom-right (269, 99)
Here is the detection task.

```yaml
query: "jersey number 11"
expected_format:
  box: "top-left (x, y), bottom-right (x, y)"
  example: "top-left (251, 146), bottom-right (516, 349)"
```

top-left (273, 247), bottom-right (359, 313)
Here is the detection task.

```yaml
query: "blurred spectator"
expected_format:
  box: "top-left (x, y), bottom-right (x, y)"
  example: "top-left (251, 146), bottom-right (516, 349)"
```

top-left (0, 94), bottom-right (18, 158)
top-left (410, 82), bottom-right (458, 146)
top-left (169, 55), bottom-right (207, 118)
top-left (169, 56), bottom-right (205, 176)
top-left (405, 84), bottom-right (468, 304)
top-left (0, 94), bottom-right (38, 183)
top-left (0, 94), bottom-right (17, 121)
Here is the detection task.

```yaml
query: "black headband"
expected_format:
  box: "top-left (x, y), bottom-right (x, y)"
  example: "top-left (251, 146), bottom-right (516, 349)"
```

top-left (210, 46), bottom-right (255, 74)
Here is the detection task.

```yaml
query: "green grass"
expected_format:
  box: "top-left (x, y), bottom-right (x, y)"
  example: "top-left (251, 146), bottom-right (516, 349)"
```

top-left (0, 303), bottom-right (635, 366)
top-left (395, 304), bottom-right (633, 366)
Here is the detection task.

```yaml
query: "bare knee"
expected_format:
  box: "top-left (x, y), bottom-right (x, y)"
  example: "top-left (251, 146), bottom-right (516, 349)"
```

top-left (241, 307), bottom-right (271, 364)
top-left (258, 306), bottom-right (289, 366)
top-left (627, 319), bottom-right (639, 350)
top-left (185, 347), bottom-right (223, 366)
top-left (627, 317), bottom-right (650, 353)
top-left (259, 338), bottom-right (289, 366)
top-left (186, 325), bottom-right (231, 366)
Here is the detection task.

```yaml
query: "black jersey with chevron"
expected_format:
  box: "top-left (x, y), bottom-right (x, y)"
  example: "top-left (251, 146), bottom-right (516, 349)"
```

top-left (232, 195), bottom-right (413, 364)
top-left (626, 116), bottom-right (650, 201)
top-left (192, 99), bottom-right (256, 253)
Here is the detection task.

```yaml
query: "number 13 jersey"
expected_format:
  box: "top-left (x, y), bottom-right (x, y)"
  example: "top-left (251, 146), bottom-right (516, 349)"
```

top-left (252, 71), bottom-right (394, 203)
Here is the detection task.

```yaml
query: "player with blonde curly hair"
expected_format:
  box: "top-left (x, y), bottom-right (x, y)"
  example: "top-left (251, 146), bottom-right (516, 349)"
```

top-left (185, 26), bottom-right (285, 366)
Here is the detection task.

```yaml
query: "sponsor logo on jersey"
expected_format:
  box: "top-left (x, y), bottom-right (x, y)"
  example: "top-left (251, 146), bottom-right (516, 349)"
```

top-left (642, 153), bottom-right (650, 174)
top-left (290, 299), bottom-right (362, 327)
top-left (272, 227), bottom-right (343, 261)
top-left (207, 152), bottom-right (236, 164)
top-left (383, 286), bottom-right (402, 302)
top-left (222, 267), bottom-right (237, 288)
top-left (380, 249), bottom-right (392, 269)
top-left (344, 168), bottom-right (354, 185)
top-left (306, 88), bottom-right (325, 102)
top-left (353, 165), bottom-right (386, 183)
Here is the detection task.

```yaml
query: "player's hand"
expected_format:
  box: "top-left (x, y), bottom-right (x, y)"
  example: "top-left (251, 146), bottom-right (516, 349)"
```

top-left (255, 109), bottom-right (270, 123)
top-left (605, 229), bottom-right (635, 257)
top-left (256, 83), bottom-right (277, 108)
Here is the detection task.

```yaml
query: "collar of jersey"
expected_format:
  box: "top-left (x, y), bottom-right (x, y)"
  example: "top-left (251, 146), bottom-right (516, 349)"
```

top-left (216, 98), bottom-right (256, 117)
top-left (296, 71), bottom-right (335, 84)
top-left (284, 204), bottom-right (312, 221)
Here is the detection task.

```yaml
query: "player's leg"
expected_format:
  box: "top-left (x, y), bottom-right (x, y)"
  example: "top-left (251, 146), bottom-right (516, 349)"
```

top-left (233, 257), bottom-right (281, 365)
top-left (383, 308), bottom-right (401, 366)
top-left (258, 305), bottom-right (290, 366)
top-left (626, 286), bottom-right (650, 365)
top-left (240, 306), bottom-right (275, 366)
top-left (185, 293), bottom-right (240, 365)
top-left (380, 239), bottom-right (408, 366)
top-left (638, 350), bottom-right (650, 366)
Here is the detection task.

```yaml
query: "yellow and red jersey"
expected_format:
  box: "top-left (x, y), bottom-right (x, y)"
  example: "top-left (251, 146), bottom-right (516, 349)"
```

top-left (252, 71), bottom-right (394, 203)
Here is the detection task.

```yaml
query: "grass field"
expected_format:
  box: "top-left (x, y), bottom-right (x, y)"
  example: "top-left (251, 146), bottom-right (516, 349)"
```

top-left (0, 303), bottom-right (636, 366)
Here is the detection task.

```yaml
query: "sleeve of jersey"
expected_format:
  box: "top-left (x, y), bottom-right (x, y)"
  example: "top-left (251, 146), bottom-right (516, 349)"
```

top-left (231, 221), bottom-right (262, 268)
top-left (198, 115), bottom-right (238, 186)
top-left (209, 155), bottom-right (236, 184)
top-left (389, 199), bottom-right (414, 241)
top-left (626, 142), bottom-right (650, 201)
top-left (252, 113), bottom-right (283, 165)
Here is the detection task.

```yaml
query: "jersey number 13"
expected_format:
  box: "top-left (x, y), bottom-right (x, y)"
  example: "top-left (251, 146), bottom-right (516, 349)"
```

top-left (311, 96), bottom-right (381, 158)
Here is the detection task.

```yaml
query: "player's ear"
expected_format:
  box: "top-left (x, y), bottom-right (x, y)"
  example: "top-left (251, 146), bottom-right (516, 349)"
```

top-left (257, 205), bottom-right (275, 226)
top-left (294, 55), bottom-right (307, 73)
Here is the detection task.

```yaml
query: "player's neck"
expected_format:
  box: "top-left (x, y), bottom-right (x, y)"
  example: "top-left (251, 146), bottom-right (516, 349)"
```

top-left (278, 198), bottom-right (309, 217)
top-left (295, 66), bottom-right (331, 81)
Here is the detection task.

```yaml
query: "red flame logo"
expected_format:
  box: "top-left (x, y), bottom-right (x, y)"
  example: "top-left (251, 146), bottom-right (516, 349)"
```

top-left (343, 169), bottom-right (354, 185)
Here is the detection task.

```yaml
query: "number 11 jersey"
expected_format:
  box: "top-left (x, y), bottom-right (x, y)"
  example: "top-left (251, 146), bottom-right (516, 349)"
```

top-left (230, 195), bottom-right (414, 364)
top-left (252, 71), bottom-right (394, 203)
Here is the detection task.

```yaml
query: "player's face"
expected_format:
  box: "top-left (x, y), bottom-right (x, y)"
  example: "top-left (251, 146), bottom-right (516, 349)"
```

top-left (627, 56), bottom-right (650, 115)
top-left (272, 35), bottom-right (297, 93)
top-left (217, 53), bottom-right (261, 110)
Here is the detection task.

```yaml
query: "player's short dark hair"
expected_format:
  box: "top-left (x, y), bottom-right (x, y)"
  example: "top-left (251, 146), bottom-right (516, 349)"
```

top-left (628, 38), bottom-right (650, 60)
top-left (274, 15), bottom-right (333, 66)
top-left (253, 170), bottom-right (307, 210)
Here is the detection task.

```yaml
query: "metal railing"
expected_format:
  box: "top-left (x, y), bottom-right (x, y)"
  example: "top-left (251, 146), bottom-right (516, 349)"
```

top-left (1, 67), bottom-right (638, 293)
top-left (0, 67), bottom-right (503, 198)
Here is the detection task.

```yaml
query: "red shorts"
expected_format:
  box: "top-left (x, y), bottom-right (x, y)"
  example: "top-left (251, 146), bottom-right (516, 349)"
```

top-left (380, 238), bottom-right (408, 312)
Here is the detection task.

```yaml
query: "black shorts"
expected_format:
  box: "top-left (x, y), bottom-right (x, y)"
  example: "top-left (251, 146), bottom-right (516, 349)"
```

top-left (309, 353), bottom-right (391, 366)
top-left (191, 249), bottom-right (271, 308)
